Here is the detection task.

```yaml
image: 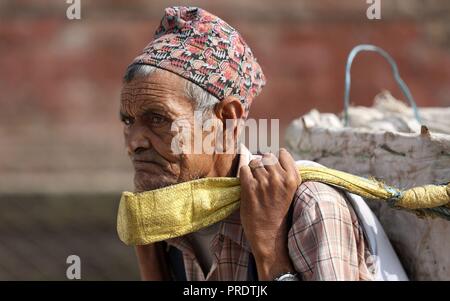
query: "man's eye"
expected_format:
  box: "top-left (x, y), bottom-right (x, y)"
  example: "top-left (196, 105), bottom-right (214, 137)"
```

top-left (122, 117), bottom-right (134, 126)
top-left (149, 115), bottom-right (166, 125)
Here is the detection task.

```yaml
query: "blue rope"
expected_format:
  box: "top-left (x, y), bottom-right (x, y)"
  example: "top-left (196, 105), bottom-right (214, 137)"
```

top-left (384, 185), bottom-right (403, 207)
top-left (344, 44), bottom-right (422, 127)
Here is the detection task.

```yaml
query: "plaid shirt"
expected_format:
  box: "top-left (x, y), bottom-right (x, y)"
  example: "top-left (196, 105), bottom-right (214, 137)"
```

top-left (165, 150), bottom-right (375, 280)
top-left (165, 181), bottom-right (375, 281)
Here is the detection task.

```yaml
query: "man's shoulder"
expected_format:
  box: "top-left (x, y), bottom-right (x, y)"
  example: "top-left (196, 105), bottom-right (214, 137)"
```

top-left (292, 160), bottom-right (348, 209)
top-left (292, 181), bottom-right (353, 220)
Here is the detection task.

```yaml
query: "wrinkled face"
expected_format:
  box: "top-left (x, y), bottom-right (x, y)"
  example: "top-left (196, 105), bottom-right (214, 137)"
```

top-left (120, 70), bottom-right (218, 192)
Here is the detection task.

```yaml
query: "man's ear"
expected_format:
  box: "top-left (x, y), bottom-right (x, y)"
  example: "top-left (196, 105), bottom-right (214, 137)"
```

top-left (214, 96), bottom-right (245, 121)
top-left (214, 96), bottom-right (245, 153)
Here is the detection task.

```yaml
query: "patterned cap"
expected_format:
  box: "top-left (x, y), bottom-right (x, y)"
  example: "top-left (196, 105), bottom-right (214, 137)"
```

top-left (131, 6), bottom-right (266, 112)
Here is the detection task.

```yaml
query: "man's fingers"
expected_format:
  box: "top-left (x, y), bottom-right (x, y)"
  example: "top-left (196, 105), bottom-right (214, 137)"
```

top-left (278, 148), bottom-right (301, 185)
top-left (249, 158), bottom-right (268, 179)
top-left (239, 165), bottom-right (254, 184)
top-left (278, 148), bottom-right (296, 173)
top-left (261, 152), bottom-right (283, 173)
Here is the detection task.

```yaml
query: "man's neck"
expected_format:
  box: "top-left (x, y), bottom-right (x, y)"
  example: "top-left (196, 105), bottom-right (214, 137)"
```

top-left (207, 153), bottom-right (240, 178)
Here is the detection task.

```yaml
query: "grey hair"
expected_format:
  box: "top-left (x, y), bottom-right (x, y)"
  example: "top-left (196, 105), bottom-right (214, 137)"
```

top-left (123, 64), bottom-right (220, 114)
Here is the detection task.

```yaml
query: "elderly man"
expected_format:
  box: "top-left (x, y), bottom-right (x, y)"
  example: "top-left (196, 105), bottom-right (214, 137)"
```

top-left (119, 6), bottom-right (399, 281)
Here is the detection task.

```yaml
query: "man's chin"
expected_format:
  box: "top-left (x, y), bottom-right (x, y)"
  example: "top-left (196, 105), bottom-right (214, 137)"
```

top-left (134, 172), bottom-right (177, 192)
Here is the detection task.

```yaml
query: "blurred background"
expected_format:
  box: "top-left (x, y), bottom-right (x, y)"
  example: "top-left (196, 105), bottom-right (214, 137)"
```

top-left (0, 0), bottom-right (449, 280)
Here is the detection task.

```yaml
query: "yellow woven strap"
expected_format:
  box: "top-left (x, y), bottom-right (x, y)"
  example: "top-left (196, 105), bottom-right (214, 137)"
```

top-left (398, 184), bottom-right (450, 209)
top-left (117, 177), bottom-right (241, 246)
top-left (299, 167), bottom-right (450, 210)
top-left (117, 166), bottom-right (450, 245)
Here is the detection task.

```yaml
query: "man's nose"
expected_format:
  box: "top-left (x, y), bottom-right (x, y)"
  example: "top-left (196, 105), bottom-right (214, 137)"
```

top-left (126, 125), bottom-right (152, 155)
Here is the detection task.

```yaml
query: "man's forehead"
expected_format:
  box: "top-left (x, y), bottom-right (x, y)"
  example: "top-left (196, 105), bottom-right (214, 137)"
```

top-left (122, 70), bottom-right (185, 95)
top-left (120, 71), bottom-right (191, 115)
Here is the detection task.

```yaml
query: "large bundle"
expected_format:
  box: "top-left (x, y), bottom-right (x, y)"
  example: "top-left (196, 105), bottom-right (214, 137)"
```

top-left (285, 45), bottom-right (450, 280)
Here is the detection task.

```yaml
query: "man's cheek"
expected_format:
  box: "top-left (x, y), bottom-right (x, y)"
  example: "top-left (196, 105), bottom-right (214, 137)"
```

top-left (157, 134), bottom-right (188, 161)
top-left (169, 122), bottom-right (194, 155)
top-left (123, 129), bottom-right (132, 155)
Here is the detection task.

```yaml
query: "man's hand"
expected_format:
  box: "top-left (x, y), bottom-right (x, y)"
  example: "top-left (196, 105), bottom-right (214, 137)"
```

top-left (239, 148), bottom-right (302, 280)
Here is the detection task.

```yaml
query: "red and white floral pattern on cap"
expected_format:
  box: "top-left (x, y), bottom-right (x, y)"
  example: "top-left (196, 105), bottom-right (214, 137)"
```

top-left (131, 6), bottom-right (266, 114)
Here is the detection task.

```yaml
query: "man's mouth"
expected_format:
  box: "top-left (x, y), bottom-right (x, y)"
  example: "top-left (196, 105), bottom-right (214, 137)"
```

top-left (132, 159), bottom-right (160, 171)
